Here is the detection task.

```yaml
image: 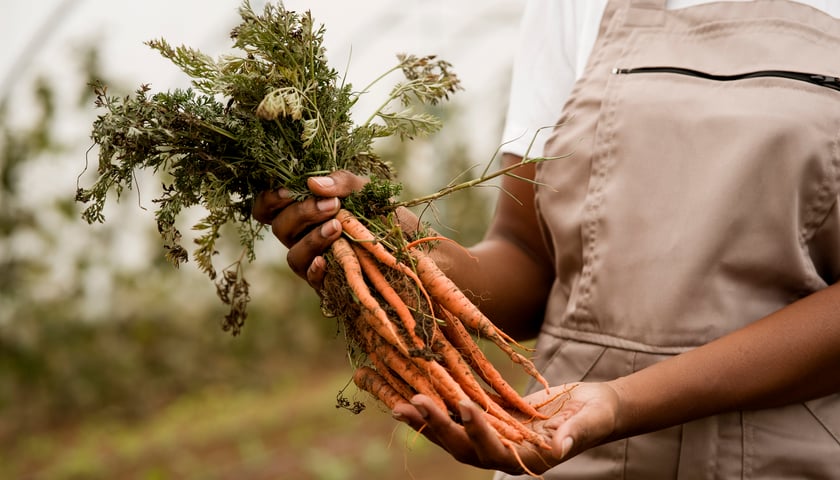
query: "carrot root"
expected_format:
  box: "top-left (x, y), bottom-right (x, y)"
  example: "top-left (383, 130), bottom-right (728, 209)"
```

top-left (353, 366), bottom-right (407, 410)
top-left (438, 310), bottom-right (547, 419)
top-left (410, 246), bottom-right (550, 392)
top-left (328, 210), bottom-right (552, 453)
top-left (352, 243), bottom-right (427, 349)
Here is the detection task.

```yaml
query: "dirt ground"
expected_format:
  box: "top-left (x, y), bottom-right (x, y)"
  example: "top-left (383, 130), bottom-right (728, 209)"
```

top-left (5, 364), bottom-right (498, 480)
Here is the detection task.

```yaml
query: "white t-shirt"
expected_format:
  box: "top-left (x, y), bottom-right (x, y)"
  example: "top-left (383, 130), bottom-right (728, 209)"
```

top-left (501, 0), bottom-right (840, 158)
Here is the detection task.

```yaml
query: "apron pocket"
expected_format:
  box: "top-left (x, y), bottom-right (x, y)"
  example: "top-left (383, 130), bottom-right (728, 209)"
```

top-left (744, 401), bottom-right (840, 479)
top-left (531, 336), bottom-right (608, 389)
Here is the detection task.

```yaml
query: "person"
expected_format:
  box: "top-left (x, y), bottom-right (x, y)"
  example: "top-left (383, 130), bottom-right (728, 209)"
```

top-left (253, 0), bottom-right (840, 477)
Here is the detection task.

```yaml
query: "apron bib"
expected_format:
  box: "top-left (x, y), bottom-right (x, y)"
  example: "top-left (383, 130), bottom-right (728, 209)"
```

top-left (501, 1), bottom-right (840, 478)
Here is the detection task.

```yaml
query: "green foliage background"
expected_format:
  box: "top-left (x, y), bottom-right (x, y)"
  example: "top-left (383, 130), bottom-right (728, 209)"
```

top-left (0, 22), bottom-right (514, 479)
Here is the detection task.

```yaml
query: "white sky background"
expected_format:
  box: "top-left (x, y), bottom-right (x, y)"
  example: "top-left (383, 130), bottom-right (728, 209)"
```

top-left (2, 0), bottom-right (524, 144)
top-left (0, 0), bottom-right (525, 313)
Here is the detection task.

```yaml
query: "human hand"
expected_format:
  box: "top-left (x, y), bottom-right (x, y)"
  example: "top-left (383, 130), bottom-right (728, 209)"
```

top-left (392, 382), bottom-right (620, 475)
top-left (252, 170), bottom-right (367, 288)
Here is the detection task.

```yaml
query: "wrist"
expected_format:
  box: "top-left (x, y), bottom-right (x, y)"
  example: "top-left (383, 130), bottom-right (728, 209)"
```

top-left (604, 371), bottom-right (676, 440)
top-left (604, 377), bottom-right (636, 441)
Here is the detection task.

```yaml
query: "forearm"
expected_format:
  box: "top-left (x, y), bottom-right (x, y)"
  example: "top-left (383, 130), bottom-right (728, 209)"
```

top-left (608, 281), bottom-right (840, 439)
top-left (404, 153), bottom-right (553, 340)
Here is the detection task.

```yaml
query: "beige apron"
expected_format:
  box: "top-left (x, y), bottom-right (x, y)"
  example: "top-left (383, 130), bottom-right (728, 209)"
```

top-left (498, 0), bottom-right (840, 478)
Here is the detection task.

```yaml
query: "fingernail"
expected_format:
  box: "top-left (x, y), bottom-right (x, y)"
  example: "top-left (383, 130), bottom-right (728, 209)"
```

top-left (411, 401), bottom-right (429, 419)
top-left (392, 411), bottom-right (407, 423)
top-left (320, 219), bottom-right (339, 237)
top-left (316, 197), bottom-right (338, 212)
top-left (458, 400), bottom-right (473, 422)
top-left (307, 256), bottom-right (324, 276)
top-left (278, 188), bottom-right (293, 199)
top-left (310, 176), bottom-right (335, 189)
top-left (560, 437), bottom-right (574, 458)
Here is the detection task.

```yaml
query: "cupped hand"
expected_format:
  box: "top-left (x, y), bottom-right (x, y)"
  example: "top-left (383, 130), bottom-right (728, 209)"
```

top-left (252, 170), bottom-right (367, 287)
top-left (391, 382), bottom-right (620, 475)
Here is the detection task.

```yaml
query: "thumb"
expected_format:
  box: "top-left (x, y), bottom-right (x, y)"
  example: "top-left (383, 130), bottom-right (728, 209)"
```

top-left (550, 409), bottom-right (611, 461)
top-left (557, 435), bottom-right (575, 460)
top-left (307, 170), bottom-right (368, 197)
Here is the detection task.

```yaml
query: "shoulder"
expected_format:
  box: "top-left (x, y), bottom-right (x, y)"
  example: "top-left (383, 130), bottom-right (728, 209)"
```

top-left (502, 0), bottom-right (608, 157)
top-left (518, 0), bottom-right (608, 76)
top-left (790, 0), bottom-right (840, 18)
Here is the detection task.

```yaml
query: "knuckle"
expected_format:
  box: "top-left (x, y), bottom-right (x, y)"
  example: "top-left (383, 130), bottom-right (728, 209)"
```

top-left (252, 190), bottom-right (290, 224)
top-left (270, 219), bottom-right (291, 247)
top-left (286, 248), bottom-right (308, 279)
top-left (334, 170), bottom-right (368, 193)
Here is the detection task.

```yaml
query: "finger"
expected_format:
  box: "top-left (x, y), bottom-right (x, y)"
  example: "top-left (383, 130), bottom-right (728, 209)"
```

top-left (392, 401), bottom-right (441, 442)
top-left (391, 398), bottom-right (449, 451)
top-left (457, 400), bottom-right (512, 465)
top-left (305, 255), bottom-right (328, 290)
top-left (307, 170), bottom-right (368, 198)
top-left (406, 395), bottom-right (481, 465)
top-left (456, 402), bottom-right (553, 476)
top-left (252, 188), bottom-right (294, 225)
top-left (548, 408), bottom-right (609, 462)
top-left (253, 170), bottom-right (365, 226)
top-left (271, 196), bottom-right (340, 248)
top-left (285, 218), bottom-right (342, 280)
top-left (548, 429), bottom-right (576, 462)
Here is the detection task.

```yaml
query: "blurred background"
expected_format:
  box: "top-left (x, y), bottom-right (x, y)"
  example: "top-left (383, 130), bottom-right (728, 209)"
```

top-left (0, 1), bottom-right (527, 478)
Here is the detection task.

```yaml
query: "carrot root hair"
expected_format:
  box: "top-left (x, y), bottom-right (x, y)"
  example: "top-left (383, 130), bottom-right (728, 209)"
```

top-left (328, 210), bottom-right (553, 454)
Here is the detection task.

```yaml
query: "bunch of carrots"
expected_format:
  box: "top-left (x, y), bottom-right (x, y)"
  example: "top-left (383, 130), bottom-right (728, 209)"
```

top-left (323, 208), bottom-right (562, 470)
top-left (76, 1), bottom-right (565, 473)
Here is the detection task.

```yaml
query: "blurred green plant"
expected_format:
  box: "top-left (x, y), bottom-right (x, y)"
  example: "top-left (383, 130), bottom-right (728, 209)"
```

top-left (0, 39), bottom-right (329, 441)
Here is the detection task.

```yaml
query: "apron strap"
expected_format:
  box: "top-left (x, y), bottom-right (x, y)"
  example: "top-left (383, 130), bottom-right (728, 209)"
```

top-left (626, 0), bottom-right (667, 27)
top-left (629, 0), bottom-right (667, 7)
top-left (626, 0), bottom-right (780, 27)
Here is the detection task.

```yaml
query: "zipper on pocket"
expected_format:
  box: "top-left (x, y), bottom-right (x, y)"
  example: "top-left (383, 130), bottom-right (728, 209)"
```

top-left (613, 66), bottom-right (840, 92)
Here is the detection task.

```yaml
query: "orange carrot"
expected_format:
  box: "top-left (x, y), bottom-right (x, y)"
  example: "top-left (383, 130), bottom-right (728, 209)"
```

top-left (483, 412), bottom-right (526, 444)
top-left (353, 366), bottom-right (408, 410)
top-left (358, 315), bottom-right (447, 413)
top-left (331, 237), bottom-right (409, 355)
top-left (355, 318), bottom-right (419, 403)
top-left (367, 351), bottom-right (418, 404)
top-left (431, 327), bottom-right (496, 410)
top-left (483, 410), bottom-right (552, 452)
top-left (402, 234), bottom-right (474, 255)
top-left (429, 327), bottom-right (547, 441)
top-left (333, 210), bottom-right (550, 450)
top-left (409, 247), bottom-right (550, 392)
top-left (336, 209), bottom-right (433, 311)
top-left (409, 347), bottom-right (544, 447)
top-left (360, 340), bottom-right (544, 451)
top-left (409, 245), bottom-right (515, 344)
top-left (360, 306), bottom-right (543, 448)
top-left (351, 243), bottom-right (426, 349)
top-left (438, 309), bottom-right (546, 419)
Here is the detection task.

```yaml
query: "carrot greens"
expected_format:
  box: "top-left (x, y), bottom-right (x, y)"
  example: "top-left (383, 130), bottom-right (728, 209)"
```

top-left (77, 1), bottom-right (563, 465)
top-left (77, 1), bottom-right (458, 334)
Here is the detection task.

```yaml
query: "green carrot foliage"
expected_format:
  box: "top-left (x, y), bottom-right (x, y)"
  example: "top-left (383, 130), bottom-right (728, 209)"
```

top-left (76, 0), bottom-right (461, 334)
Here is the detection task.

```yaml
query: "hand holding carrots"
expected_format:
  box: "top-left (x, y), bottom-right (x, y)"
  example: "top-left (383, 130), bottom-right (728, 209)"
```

top-left (253, 170), bottom-right (427, 289)
top-left (254, 168), bottom-right (565, 474)
top-left (392, 382), bottom-right (620, 476)
top-left (252, 170), bottom-right (370, 287)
